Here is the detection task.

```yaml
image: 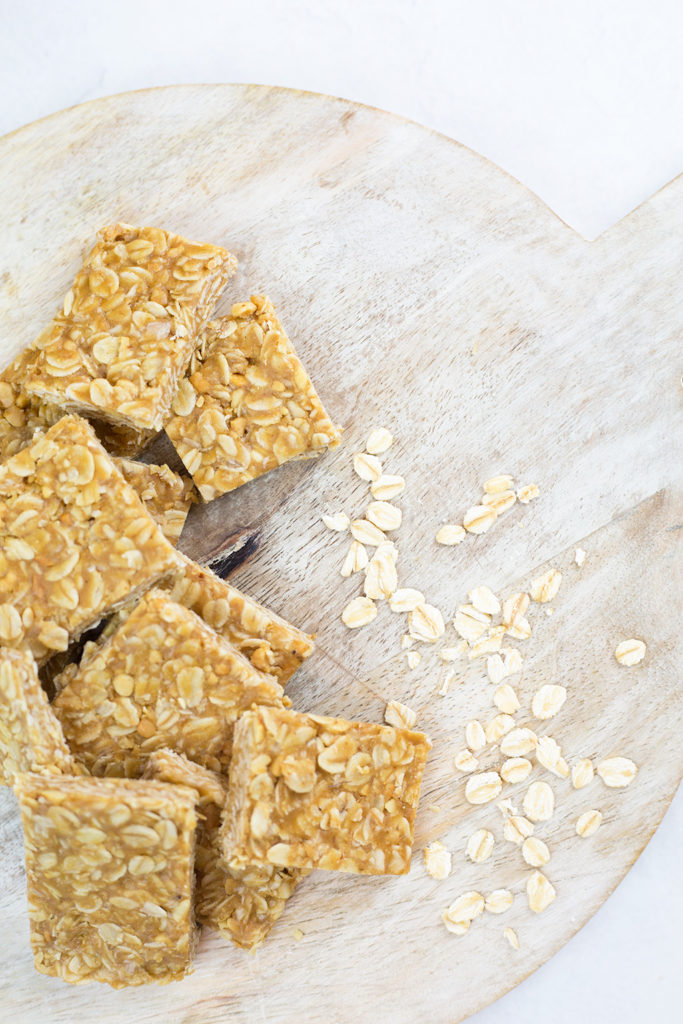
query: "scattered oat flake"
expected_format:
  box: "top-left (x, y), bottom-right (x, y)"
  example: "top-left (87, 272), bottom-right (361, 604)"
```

top-left (353, 452), bottom-right (382, 482)
top-left (523, 781), bottom-right (555, 822)
top-left (341, 596), bottom-right (377, 629)
top-left (444, 891), bottom-right (485, 924)
top-left (494, 684), bottom-right (521, 714)
top-left (454, 748), bottom-right (479, 773)
top-left (535, 735), bottom-right (569, 778)
top-left (502, 648), bottom-right (523, 675)
top-left (465, 720), bottom-right (486, 752)
top-left (401, 633), bottom-right (413, 650)
top-left (465, 771), bottom-right (503, 805)
top-left (439, 642), bottom-right (467, 662)
top-left (614, 639), bottom-right (646, 666)
top-left (468, 632), bottom-right (503, 659)
top-left (340, 540), bottom-right (369, 577)
top-left (468, 585), bottom-right (501, 615)
top-left (366, 501), bottom-right (402, 532)
top-left (500, 757), bottom-right (532, 784)
top-left (390, 588), bottom-right (425, 613)
top-left (406, 651), bottom-right (421, 670)
top-left (485, 889), bottom-right (514, 915)
top-left (322, 511), bottom-right (349, 532)
top-left (576, 810), bottom-right (603, 837)
top-left (482, 490), bottom-right (516, 515)
top-left (484, 713), bottom-right (515, 744)
top-left (571, 758), bottom-right (594, 789)
top-left (529, 568), bottom-right (562, 603)
top-left (486, 653), bottom-right (505, 685)
top-left (384, 700), bottom-right (417, 729)
top-left (363, 543), bottom-right (398, 601)
top-left (504, 927), bottom-right (520, 950)
top-left (526, 871), bottom-right (556, 913)
top-left (292, 928), bottom-right (304, 941)
top-left (575, 547), bottom-right (586, 567)
top-left (366, 427), bottom-right (393, 455)
top-left (463, 504), bottom-right (497, 534)
top-left (517, 483), bottom-right (540, 504)
top-left (466, 829), bottom-right (495, 863)
top-left (522, 836), bottom-right (550, 867)
top-left (423, 841), bottom-right (451, 880)
top-left (497, 798), bottom-right (518, 818)
top-left (454, 604), bottom-right (490, 642)
top-left (503, 815), bottom-right (535, 845)
top-left (438, 672), bottom-right (455, 696)
top-left (500, 727), bottom-right (537, 757)
top-left (409, 603), bottom-right (445, 642)
top-left (484, 475), bottom-right (514, 494)
top-left (596, 757), bottom-right (638, 788)
top-left (371, 474), bottom-right (405, 500)
top-left (350, 518), bottom-right (386, 546)
top-left (442, 917), bottom-right (469, 936)
top-left (436, 523), bottom-right (466, 546)
top-left (531, 684), bottom-right (567, 721)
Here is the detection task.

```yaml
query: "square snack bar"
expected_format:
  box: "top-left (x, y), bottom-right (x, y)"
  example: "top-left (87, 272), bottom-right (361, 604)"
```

top-left (24, 223), bottom-right (237, 433)
top-left (165, 294), bottom-right (341, 500)
top-left (144, 748), bottom-right (304, 950)
top-left (53, 588), bottom-right (285, 777)
top-left (115, 458), bottom-right (194, 545)
top-left (223, 706), bottom-right (431, 876)
top-left (0, 648), bottom-right (82, 784)
top-left (0, 415), bottom-right (180, 662)
top-left (14, 773), bottom-right (197, 987)
top-left (164, 553), bottom-right (314, 684)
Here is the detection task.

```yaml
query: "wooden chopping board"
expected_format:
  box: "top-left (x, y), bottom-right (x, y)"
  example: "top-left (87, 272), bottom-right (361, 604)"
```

top-left (0, 84), bottom-right (681, 1024)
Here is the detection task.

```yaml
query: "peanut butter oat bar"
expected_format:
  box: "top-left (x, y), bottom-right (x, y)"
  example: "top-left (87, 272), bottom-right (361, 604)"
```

top-left (14, 773), bottom-right (197, 987)
top-left (53, 589), bottom-right (284, 777)
top-left (24, 224), bottom-right (237, 433)
top-left (0, 415), bottom-right (179, 662)
top-left (144, 748), bottom-right (304, 950)
top-left (222, 706), bottom-right (431, 876)
top-left (115, 459), bottom-right (194, 545)
top-left (164, 295), bottom-right (341, 500)
top-left (164, 553), bottom-right (314, 683)
top-left (0, 648), bottom-right (82, 784)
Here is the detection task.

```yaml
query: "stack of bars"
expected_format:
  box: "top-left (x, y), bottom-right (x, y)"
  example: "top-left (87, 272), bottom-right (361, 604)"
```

top-left (0, 223), bottom-right (431, 988)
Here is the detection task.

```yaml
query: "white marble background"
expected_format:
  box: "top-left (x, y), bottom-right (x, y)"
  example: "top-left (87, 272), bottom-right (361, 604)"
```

top-left (0, 1), bottom-right (681, 1020)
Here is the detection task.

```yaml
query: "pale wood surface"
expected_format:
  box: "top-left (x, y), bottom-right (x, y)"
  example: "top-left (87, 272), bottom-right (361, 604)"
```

top-left (0, 85), bottom-right (681, 1024)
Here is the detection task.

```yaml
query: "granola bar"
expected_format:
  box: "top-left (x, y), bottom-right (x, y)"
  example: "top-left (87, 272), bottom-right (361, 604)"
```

top-left (163, 553), bottom-right (314, 683)
top-left (0, 648), bottom-right (82, 784)
top-left (24, 224), bottom-right (237, 433)
top-left (144, 748), bottom-right (303, 950)
top-left (0, 415), bottom-right (180, 662)
top-left (115, 458), bottom-right (194, 545)
top-left (53, 589), bottom-right (284, 777)
top-left (222, 706), bottom-right (431, 876)
top-left (164, 294), bottom-right (341, 500)
top-left (14, 773), bottom-right (197, 987)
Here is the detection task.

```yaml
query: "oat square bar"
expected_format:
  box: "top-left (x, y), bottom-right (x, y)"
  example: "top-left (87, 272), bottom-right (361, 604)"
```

top-left (222, 706), bottom-right (431, 876)
top-left (14, 773), bottom-right (197, 987)
top-left (163, 553), bottom-right (314, 684)
top-left (144, 748), bottom-right (303, 950)
top-left (115, 458), bottom-right (194, 545)
top-left (24, 223), bottom-right (237, 433)
top-left (0, 648), bottom-right (82, 784)
top-left (164, 295), bottom-right (341, 500)
top-left (0, 415), bottom-right (179, 662)
top-left (53, 589), bottom-right (284, 777)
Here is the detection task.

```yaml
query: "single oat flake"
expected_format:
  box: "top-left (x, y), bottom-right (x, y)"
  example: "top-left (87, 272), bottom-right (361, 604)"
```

top-left (504, 927), bottom-right (520, 950)
top-left (484, 475), bottom-right (514, 494)
top-left (406, 651), bottom-right (421, 670)
top-left (614, 639), bottom-right (646, 666)
top-left (340, 541), bottom-right (369, 577)
top-left (516, 483), bottom-right (540, 504)
top-left (443, 891), bottom-right (485, 927)
top-left (439, 643), bottom-right (467, 662)
top-left (575, 547), bottom-right (587, 567)
top-left (341, 596), bottom-right (377, 629)
top-left (436, 524), bottom-right (466, 546)
top-left (454, 749), bottom-right (479, 773)
top-left (531, 684), bottom-right (567, 721)
top-left (463, 505), bottom-right (497, 534)
top-left (576, 810), bottom-right (603, 837)
top-left (465, 720), bottom-right (486, 752)
top-left (371, 475), bottom-right (405, 500)
top-left (353, 452), bottom-right (383, 482)
top-left (454, 605), bottom-right (490, 642)
top-left (494, 684), bottom-right (521, 714)
top-left (465, 771), bottom-right (502, 805)
top-left (596, 757), bottom-right (638, 788)
top-left (522, 836), bottom-right (550, 867)
top-left (500, 757), bottom-right (532, 784)
top-left (409, 603), bottom-right (445, 643)
top-left (366, 501), bottom-right (402, 532)
top-left (485, 890), bottom-right (514, 915)
top-left (468, 585), bottom-right (501, 615)
top-left (365, 428), bottom-right (393, 455)
top-left (385, 700), bottom-right (417, 730)
top-left (350, 519), bottom-right (386, 546)
top-left (503, 815), bottom-right (534, 845)
top-left (322, 512), bottom-right (350, 532)
top-left (523, 781), bottom-right (555, 822)
top-left (423, 841), bottom-right (451, 880)
top-left (526, 870), bottom-right (556, 913)
top-left (466, 829), bottom-right (494, 863)
top-left (529, 568), bottom-right (562, 604)
top-left (389, 588), bottom-right (425, 613)
top-left (571, 758), bottom-right (594, 789)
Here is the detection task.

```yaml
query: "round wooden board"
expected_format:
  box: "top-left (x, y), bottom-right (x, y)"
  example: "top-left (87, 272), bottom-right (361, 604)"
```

top-left (0, 85), bottom-right (681, 1024)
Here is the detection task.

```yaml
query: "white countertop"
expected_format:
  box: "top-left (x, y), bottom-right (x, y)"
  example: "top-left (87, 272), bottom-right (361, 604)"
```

top-left (1, 2), bottom-right (681, 1020)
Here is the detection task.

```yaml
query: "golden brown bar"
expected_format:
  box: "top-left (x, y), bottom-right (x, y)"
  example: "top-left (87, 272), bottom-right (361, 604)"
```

top-left (0, 648), bottom-right (82, 784)
top-left (164, 294), bottom-right (341, 500)
top-left (222, 706), bottom-right (431, 876)
top-left (163, 553), bottom-right (314, 683)
top-left (53, 589), bottom-right (284, 777)
top-left (24, 223), bottom-right (237, 433)
top-left (14, 773), bottom-right (197, 987)
top-left (144, 748), bottom-right (304, 950)
top-left (115, 458), bottom-right (195, 545)
top-left (0, 415), bottom-right (180, 662)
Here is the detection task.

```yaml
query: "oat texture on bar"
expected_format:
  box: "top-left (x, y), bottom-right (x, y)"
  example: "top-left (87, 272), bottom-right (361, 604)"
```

top-left (115, 458), bottom-right (194, 545)
top-left (0, 415), bottom-right (180, 662)
top-left (164, 295), bottom-right (341, 500)
top-left (53, 589), bottom-right (284, 777)
top-left (144, 748), bottom-right (304, 950)
top-left (0, 648), bottom-right (82, 784)
top-left (222, 706), bottom-right (431, 875)
top-left (23, 224), bottom-right (237, 433)
top-left (163, 553), bottom-right (314, 684)
top-left (14, 773), bottom-right (197, 987)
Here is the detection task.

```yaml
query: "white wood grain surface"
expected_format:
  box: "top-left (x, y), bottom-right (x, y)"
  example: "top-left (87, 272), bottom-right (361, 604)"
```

top-left (0, 84), bottom-right (680, 1024)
